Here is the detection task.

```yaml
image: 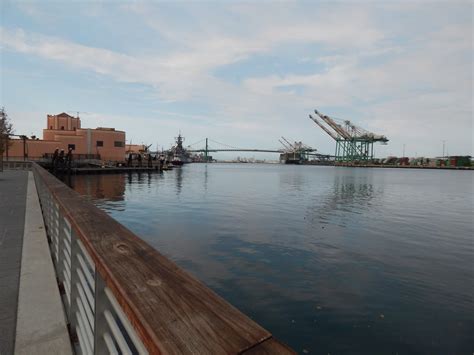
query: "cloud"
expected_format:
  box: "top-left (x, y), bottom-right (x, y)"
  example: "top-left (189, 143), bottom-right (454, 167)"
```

top-left (0, 2), bottom-right (386, 106)
top-left (236, 19), bottom-right (472, 154)
top-left (1, 2), bottom-right (472, 157)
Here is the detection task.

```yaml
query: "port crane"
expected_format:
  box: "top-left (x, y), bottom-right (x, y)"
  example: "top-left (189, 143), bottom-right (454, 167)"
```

top-left (277, 136), bottom-right (324, 163)
top-left (309, 109), bottom-right (388, 162)
top-left (280, 137), bottom-right (315, 154)
top-left (278, 139), bottom-right (292, 151)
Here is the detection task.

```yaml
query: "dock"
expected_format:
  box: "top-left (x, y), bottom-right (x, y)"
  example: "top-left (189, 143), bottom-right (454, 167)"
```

top-left (70, 166), bottom-right (161, 174)
top-left (36, 161), bottom-right (166, 175)
top-left (0, 161), bottom-right (295, 354)
top-left (335, 163), bottom-right (473, 170)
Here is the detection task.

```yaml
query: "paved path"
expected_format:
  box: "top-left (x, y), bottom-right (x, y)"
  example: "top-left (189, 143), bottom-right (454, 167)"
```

top-left (0, 170), bottom-right (28, 355)
top-left (14, 173), bottom-right (72, 354)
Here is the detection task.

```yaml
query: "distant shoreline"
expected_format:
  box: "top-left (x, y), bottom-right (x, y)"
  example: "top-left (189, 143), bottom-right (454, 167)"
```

top-left (207, 161), bottom-right (473, 170)
top-left (334, 164), bottom-right (473, 170)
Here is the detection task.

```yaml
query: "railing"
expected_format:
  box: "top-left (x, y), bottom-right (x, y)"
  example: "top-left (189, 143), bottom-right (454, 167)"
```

top-left (32, 163), bottom-right (294, 354)
top-left (43, 153), bottom-right (102, 160)
top-left (1, 160), bottom-right (32, 170)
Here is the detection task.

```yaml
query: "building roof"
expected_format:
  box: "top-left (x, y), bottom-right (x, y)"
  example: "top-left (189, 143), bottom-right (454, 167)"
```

top-left (56, 112), bottom-right (75, 118)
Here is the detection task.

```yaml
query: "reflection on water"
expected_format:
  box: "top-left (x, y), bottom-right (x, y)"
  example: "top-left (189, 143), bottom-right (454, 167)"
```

top-left (313, 174), bottom-right (381, 227)
top-left (70, 174), bottom-right (125, 202)
top-left (70, 165), bottom-right (474, 354)
top-left (176, 167), bottom-right (183, 195)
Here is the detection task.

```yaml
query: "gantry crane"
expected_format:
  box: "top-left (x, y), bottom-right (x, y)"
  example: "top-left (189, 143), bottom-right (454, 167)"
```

top-left (278, 139), bottom-right (293, 151)
top-left (278, 136), bottom-right (320, 164)
top-left (309, 109), bottom-right (388, 162)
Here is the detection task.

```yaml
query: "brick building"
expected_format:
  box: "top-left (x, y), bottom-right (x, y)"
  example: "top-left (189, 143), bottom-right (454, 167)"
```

top-left (4, 113), bottom-right (126, 161)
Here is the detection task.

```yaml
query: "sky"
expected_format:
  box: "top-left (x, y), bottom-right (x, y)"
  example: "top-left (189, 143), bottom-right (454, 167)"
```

top-left (1, 0), bottom-right (472, 159)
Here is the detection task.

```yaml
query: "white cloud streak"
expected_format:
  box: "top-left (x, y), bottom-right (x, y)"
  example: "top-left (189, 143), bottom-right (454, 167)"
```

top-left (1, 2), bottom-right (472, 156)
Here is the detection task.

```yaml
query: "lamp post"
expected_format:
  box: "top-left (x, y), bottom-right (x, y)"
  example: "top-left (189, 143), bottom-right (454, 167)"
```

top-left (0, 134), bottom-right (5, 171)
top-left (5, 134), bottom-right (9, 161)
top-left (21, 135), bottom-right (27, 161)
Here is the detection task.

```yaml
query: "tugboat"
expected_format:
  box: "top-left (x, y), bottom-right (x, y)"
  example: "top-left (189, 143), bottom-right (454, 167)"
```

top-left (169, 134), bottom-right (192, 166)
top-left (171, 156), bottom-right (184, 166)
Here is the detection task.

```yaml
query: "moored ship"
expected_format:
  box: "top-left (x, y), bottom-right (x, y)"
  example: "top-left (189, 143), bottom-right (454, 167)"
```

top-left (169, 134), bottom-right (192, 165)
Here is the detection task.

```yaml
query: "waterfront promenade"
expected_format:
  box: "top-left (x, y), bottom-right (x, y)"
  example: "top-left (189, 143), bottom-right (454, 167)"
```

top-left (0, 169), bottom-right (72, 354)
top-left (0, 171), bottom-right (27, 354)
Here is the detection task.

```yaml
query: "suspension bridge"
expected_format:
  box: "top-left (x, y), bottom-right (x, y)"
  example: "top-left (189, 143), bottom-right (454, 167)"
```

top-left (184, 138), bottom-right (332, 161)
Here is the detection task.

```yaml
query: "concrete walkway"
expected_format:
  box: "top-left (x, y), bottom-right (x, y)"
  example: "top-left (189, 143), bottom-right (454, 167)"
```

top-left (14, 173), bottom-right (72, 354)
top-left (0, 171), bottom-right (28, 355)
top-left (0, 170), bottom-right (71, 355)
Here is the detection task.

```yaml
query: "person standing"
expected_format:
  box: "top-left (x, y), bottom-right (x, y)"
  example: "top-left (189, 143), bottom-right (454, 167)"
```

top-left (58, 149), bottom-right (65, 168)
top-left (137, 153), bottom-right (142, 167)
top-left (52, 147), bottom-right (59, 168)
top-left (66, 147), bottom-right (73, 169)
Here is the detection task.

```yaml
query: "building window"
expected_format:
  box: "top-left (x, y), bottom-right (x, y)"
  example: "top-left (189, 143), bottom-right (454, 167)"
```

top-left (68, 144), bottom-right (76, 151)
top-left (96, 141), bottom-right (104, 147)
top-left (61, 126), bottom-right (64, 130)
top-left (114, 141), bottom-right (124, 147)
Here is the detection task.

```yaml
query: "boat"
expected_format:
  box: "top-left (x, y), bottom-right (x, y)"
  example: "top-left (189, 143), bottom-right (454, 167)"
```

top-left (171, 156), bottom-right (184, 166)
top-left (279, 152), bottom-right (305, 164)
top-left (169, 134), bottom-right (192, 165)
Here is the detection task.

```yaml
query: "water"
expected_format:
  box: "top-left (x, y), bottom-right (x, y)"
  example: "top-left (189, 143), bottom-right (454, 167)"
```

top-left (69, 164), bottom-right (474, 354)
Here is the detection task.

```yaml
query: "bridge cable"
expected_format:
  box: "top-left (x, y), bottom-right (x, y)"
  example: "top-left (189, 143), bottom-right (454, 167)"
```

top-left (208, 139), bottom-right (240, 150)
top-left (186, 138), bottom-right (206, 148)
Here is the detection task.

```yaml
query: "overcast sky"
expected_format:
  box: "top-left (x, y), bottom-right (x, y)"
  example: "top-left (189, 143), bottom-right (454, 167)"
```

top-left (1, 1), bottom-right (472, 159)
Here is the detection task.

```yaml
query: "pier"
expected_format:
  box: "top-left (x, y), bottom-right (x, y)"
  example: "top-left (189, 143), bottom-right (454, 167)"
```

top-left (63, 166), bottom-right (161, 174)
top-left (0, 162), bottom-right (294, 354)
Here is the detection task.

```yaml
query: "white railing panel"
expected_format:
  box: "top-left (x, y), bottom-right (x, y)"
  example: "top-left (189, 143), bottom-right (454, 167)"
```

top-left (78, 254), bottom-right (95, 293)
top-left (77, 268), bottom-right (94, 311)
top-left (76, 283), bottom-right (94, 331)
top-left (105, 287), bottom-right (148, 355)
top-left (103, 332), bottom-right (119, 355)
top-left (104, 310), bottom-right (133, 355)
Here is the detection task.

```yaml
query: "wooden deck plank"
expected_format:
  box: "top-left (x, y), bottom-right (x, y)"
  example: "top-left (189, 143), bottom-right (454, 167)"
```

top-left (33, 165), bottom-right (278, 354)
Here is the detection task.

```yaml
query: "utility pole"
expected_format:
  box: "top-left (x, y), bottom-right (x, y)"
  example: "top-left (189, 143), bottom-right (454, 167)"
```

top-left (21, 135), bottom-right (27, 161)
top-left (442, 140), bottom-right (446, 158)
top-left (0, 134), bottom-right (4, 172)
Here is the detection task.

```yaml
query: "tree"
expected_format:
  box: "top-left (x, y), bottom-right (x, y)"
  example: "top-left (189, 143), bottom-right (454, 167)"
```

top-left (0, 107), bottom-right (14, 172)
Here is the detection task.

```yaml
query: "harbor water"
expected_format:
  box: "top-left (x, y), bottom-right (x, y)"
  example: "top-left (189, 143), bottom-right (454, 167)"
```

top-left (69, 164), bottom-right (474, 354)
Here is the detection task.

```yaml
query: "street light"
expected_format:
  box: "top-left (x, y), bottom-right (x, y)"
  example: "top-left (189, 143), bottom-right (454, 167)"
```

top-left (20, 135), bottom-right (28, 161)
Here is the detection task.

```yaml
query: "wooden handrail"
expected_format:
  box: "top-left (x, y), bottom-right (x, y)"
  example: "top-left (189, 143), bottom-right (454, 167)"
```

top-left (32, 163), bottom-right (294, 354)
